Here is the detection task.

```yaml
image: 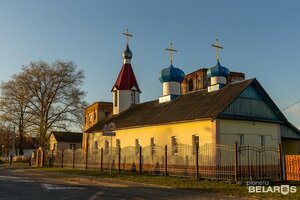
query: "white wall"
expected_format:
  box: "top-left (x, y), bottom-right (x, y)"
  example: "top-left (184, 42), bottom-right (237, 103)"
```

top-left (219, 119), bottom-right (280, 147)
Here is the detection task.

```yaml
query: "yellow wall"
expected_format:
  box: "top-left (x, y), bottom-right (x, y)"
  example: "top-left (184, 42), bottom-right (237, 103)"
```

top-left (87, 120), bottom-right (213, 149)
top-left (219, 119), bottom-right (280, 147)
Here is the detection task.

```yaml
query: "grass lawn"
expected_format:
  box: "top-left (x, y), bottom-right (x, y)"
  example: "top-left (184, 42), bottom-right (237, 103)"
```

top-left (39, 168), bottom-right (300, 200)
top-left (0, 160), bottom-right (30, 167)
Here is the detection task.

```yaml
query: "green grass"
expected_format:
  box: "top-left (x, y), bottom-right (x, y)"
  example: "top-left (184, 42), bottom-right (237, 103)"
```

top-left (0, 160), bottom-right (29, 166)
top-left (39, 168), bottom-right (300, 200)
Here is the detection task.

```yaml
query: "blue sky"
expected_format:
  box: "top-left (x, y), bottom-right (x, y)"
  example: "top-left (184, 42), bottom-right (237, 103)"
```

top-left (0, 0), bottom-right (300, 127)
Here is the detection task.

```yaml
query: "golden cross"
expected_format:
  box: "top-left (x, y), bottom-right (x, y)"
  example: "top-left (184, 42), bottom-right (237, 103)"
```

top-left (165, 43), bottom-right (177, 65)
top-left (123, 29), bottom-right (133, 45)
top-left (211, 39), bottom-right (223, 61)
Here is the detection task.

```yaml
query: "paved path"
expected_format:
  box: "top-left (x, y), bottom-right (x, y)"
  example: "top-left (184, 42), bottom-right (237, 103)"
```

top-left (0, 166), bottom-right (244, 200)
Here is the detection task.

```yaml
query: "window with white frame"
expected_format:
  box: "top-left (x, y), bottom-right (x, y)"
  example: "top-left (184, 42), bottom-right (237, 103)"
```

top-left (239, 135), bottom-right (244, 146)
top-left (135, 138), bottom-right (140, 155)
top-left (131, 91), bottom-right (135, 104)
top-left (70, 144), bottom-right (76, 150)
top-left (89, 114), bottom-right (93, 123)
top-left (150, 137), bottom-right (156, 155)
top-left (93, 110), bottom-right (96, 121)
top-left (114, 91), bottom-right (118, 107)
top-left (171, 136), bottom-right (178, 155)
top-left (116, 139), bottom-right (121, 154)
top-left (105, 140), bottom-right (109, 155)
top-left (94, 141), bottom-right (98, 149)
top-left (192, 135), bottom-right (199, 154)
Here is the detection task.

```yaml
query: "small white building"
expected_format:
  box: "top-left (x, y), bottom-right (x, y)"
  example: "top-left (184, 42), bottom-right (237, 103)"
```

top-left (49, 131), bottom-right (82, 150)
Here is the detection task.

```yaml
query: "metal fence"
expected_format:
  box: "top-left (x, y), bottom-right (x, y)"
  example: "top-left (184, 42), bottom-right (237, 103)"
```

top-left (39, 142), bottom-right (283, 181)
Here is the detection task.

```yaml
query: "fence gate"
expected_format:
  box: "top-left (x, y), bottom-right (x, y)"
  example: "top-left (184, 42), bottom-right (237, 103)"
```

top-left (198, 143), bottom-right (234, 180)
top-left (238, 145), bottom-right (280, 180)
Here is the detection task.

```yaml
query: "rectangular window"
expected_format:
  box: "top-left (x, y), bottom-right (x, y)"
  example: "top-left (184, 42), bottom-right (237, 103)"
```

top-left (135, 138), bottom-right (140, 155)
top-left (53, 143), bottom-right (57, 150)
top-left (260, 135), bottom-right (265, 147)
top-left (131, 91), bottom-right (135, 104)
top-left (94, 111), bottom-right (96, 121)
top-left (171, 136), bottom-right (178, 155)
top-left (150, 137), bottom-right (156, 155)
top-left (114, 91), bottom-right (118, 107)
top-left (116, 139), bottom-right (121, 154)
top-left (70, 144), bottom-right (76, 150)
top-left (89, 114), bottom-right (93, 123)
top-left (94, 141), bottom-right (98, 149)
top-left (105, 140), bottom-right (109, 155)
top-left (239, 135), bottom-right (244, 146)
top-left (192, 135), bottom-right (199, 154)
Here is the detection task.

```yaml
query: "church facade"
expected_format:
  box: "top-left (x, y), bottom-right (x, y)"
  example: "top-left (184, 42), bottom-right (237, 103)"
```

top-left (83, 35), bottom-right (300, 155)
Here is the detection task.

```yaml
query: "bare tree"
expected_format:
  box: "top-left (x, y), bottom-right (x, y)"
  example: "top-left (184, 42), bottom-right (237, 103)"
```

top-left (16, 60), bottom-right (86, 146)
top-left (0, 79), bottom-right (33, 155)
top-left (0, 123), bottom-right (16, 156)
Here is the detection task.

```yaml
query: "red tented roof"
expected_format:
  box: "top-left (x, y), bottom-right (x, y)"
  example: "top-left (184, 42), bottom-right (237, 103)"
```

top-left (112, 63), bottom-right (141, 92)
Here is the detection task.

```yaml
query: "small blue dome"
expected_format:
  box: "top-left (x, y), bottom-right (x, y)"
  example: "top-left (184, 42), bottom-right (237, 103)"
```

top-left (123, 44), bottom-right (132, 59)
top-left (159, 64), bottom-right (185, 83)
top-left (207, 61), bottom-right (230, 78)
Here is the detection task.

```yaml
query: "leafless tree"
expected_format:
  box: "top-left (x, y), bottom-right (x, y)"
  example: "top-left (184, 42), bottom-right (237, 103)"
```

top-left (0, 123), bottom-right (16, 156)
top-left (1, 60), bottom-right (86, 147)
top-left (0, 79), bottom-right (33, 155)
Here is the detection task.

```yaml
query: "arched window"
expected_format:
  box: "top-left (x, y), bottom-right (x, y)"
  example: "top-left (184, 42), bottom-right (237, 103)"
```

top-left (131, 91), bottom-right (135, 104)
top-left (114, 91), bottom-right (118, 107)
top-left (197, 77), bottom-right (202, 89)
top-left (188, 79), bottom-right (194, 91)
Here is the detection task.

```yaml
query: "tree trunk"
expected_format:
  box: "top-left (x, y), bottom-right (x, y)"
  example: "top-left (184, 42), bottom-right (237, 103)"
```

top-left (18, 130), bottom-right (24, 155)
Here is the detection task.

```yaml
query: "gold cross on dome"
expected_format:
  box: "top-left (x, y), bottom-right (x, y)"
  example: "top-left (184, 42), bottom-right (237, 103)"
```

top-left (123, 29), bottom-right (133, 45)
top-left (165, 43), bottom-right (178, 65)
top-left (211, 39), bottom-right (224, 61)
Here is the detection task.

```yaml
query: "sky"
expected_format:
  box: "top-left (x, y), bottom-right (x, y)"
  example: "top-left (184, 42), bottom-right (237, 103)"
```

top-left (0, 0), bottom-right (300, 128)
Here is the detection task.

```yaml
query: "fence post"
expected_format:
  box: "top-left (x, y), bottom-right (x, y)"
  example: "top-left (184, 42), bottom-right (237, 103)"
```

top-left (72, 149), bottom-right (75, 169)
top-left (164, 145), bottom-right (168, 176)
top-left (51, 150), bottom-right (54, 167)
top-left (85, 147), bottom-right (88, 170)
top-left (42, 150), bottom-right (45, 167)
top-left (118, 147), bottom-right (121, 172)
top-left (61, 149), bottom-right (64, 168)
top-left (283, 155), bottom-right (287, 181)
top-left (234, 142), bottom-right (238, 182)
top-left (278, 144), bottom-right (283, 180)
top-left (139, 146), bottom-right (142, 174)
top-left (195, 144), bottom-right (199, 179)
top-left (100, 147), bottom-right (103, 171)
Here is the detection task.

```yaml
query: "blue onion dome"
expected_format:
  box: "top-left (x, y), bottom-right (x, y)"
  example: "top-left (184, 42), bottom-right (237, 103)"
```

top-left (123, 44), bottom-right (132, 59)
top-left (207, 61), bottom-right (230, 78)
top-left (159, 64), bottom-right (185, 83)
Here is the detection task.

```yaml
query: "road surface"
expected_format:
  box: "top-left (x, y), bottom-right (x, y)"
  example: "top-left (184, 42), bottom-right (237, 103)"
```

top-left (0, 165), bottom-right (242, 200)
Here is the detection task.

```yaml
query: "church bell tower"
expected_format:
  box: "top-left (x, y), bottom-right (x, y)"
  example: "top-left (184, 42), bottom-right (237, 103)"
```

top-left (111, 30), bottom-right (141, 115)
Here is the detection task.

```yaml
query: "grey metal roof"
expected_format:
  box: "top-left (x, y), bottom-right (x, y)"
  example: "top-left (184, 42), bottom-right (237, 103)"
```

top-left (51, 131), bottom-right (82, 143)
top-left (87, 79), bottom-right (259, 132)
